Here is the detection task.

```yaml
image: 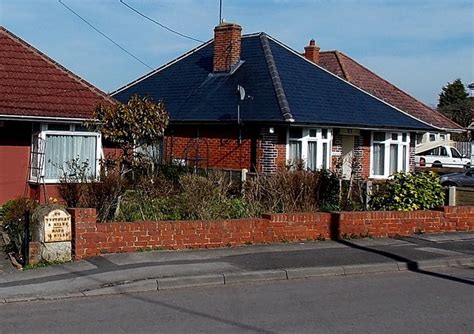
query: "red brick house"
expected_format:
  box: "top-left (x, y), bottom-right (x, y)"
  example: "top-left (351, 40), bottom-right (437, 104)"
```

top-left (113, 23), bottom-right (462, 180)
top-left (0, 27), bottom-right (114, 204)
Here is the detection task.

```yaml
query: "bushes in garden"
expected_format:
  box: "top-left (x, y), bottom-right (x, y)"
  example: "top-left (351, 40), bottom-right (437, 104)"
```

top-left (57, 161), bottom-right (446, 222)
top-left (242, 168), bottom-right (340, 215)
top-left (1, 197), bottom-right (37, 254)
top-left (57, 159), bottom-right (125, 222)
top-left (117, 172), bottom-right (246, 221)
top-left (370, 172), bottom-right (444, 211)
top-left (58, 162), bottom-right (345, 222)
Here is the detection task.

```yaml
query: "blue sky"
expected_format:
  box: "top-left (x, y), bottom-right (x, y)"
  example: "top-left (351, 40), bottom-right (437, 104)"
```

top-left (1, 0), bottom-right (473, 106)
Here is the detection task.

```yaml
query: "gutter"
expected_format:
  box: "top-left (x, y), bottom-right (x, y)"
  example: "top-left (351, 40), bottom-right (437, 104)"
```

top-left (167, 120), bottom-right (431, 132)
top-left (0, 114), bottom-right (92, 123)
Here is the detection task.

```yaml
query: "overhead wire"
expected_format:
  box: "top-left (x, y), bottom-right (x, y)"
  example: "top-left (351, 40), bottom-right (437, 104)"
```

top-left (56, 0), bottom-right (241, 116)
top-left (119, 0), bottom-right (205, 43)
top-left (58, 0), bottom-right (153, 70)
top-left (118, 0), bottom-right (240, 63)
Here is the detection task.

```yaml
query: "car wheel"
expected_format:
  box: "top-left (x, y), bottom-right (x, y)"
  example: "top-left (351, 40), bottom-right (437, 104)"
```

top-left (441, 181), bottom-right (457, 187)
top-left (432, 161), bottom-right (442, 168)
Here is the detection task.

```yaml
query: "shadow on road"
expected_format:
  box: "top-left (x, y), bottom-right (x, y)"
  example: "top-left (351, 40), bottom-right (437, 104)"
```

top-left (329, 214), bottom-right (473, 286)
top-left (0, 256), bottom-right (212, 288)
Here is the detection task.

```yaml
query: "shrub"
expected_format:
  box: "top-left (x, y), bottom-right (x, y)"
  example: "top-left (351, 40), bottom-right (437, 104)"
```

top-left (117, 192), bottom-right (179, 222)
top-left (157, 163), bottom-right (193, 183)
top-left (243, 168), bottom-right (341, 214)
top-left (370, 172), bottom-right (444, 211)
top-left (82, 169), bottom-right (125, 222)
top-left (116, 172), bottom-right (247, 221)
top-left (1, 197), bottom-right (37, 254)
top-left (176, 172), bottom-right (238, 220)
top-left (57, 158), bottom-right (91, 207)
top-left (317, 169), bottom-right (341, 211)
top-left (58, 159), bottom-right (125, 222)
top-left (339, 179), bottom-right (368, 211)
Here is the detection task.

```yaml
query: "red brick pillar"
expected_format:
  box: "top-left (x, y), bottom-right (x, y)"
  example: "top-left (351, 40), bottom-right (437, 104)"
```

top-left (28, 241), bottom-right (41, 265)
top-left (68, 208), bottom-right (98, 259)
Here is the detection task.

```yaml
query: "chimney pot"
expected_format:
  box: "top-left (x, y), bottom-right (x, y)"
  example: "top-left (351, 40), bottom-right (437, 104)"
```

top-left (304, 39), bottom-right (320, 64)
top-left (213, 22), bottom-right (242, 72)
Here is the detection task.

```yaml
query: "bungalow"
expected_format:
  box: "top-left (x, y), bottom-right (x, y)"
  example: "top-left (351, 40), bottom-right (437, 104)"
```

top-left (0, 27), bottom-right (114, 204)
top-left (314, 45), bottom-right (463, 147)
top-left (113, 22), bottom-right (457, 179)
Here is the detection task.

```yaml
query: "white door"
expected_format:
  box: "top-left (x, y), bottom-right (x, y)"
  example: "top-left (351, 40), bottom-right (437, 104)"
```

top-left (341, 135), bottom-right (354, 179)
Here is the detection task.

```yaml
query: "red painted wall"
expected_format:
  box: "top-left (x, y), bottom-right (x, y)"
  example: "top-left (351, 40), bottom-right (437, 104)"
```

top-left (0, 121), bottom-right (31, 204)
top-left (0, 121), bottom-right (122, 205)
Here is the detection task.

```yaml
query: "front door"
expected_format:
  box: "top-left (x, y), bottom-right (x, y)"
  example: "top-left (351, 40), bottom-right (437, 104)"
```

top-left (341, 135), bottom-right (355, 179)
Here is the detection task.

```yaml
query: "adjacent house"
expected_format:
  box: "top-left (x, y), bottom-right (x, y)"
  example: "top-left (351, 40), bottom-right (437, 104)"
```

top-left (0, 27), bottom-right (114, 204)
top-left (113, 22), bottom-right (456, 180)
top-left (315, 47), bottom-right (463, 147)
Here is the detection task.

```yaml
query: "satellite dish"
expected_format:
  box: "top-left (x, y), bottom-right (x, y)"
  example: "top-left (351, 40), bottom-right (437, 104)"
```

top-left (237, 85), bottom-right (246, 101)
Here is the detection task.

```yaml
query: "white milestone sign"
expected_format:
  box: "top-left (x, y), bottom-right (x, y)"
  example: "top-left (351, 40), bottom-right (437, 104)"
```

top-left (44, 209), bottom-right (71, 243)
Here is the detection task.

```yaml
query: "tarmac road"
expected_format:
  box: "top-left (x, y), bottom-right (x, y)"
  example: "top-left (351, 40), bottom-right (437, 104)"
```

top-left (1, 266), bottom-right (473, 334)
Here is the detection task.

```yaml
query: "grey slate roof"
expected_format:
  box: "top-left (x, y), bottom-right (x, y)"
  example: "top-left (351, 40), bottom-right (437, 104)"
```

top-left (112, 33), bottom-right (434, 131)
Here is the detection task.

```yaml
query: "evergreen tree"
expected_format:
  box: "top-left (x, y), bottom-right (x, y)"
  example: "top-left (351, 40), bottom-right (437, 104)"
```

top-left (437, 79), bottom-right (471, 127)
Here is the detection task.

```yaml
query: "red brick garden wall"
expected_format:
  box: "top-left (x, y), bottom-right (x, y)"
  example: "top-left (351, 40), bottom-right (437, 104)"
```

top-left (336, 206), bottom-right (473, 238)
top-left (69, 207), bottom-right (474, 259)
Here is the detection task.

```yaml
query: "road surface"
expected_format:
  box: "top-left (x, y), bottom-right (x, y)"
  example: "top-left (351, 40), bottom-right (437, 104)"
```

top-left (1, 266), bottom-right (473, 333)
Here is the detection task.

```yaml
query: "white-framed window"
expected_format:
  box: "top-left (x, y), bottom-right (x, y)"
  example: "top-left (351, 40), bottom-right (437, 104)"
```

top-left (371, 131), bottom-right (410, 179)
top-left (30, 123), bottom-right (102, 183)
top-left (416, 133), bottom-right (424, 145)
top-left (287, 128), bottom-right (332, 170)
top-left (429, 133), bottom-right (436, 142)
top-left (135, 140), bottom-right (164, 165)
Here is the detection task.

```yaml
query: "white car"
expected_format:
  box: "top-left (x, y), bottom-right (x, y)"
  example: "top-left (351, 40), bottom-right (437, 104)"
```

top-left (415, 145), bottom-right (471, 169)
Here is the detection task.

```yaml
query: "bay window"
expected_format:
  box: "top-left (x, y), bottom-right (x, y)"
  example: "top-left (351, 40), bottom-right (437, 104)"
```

top-left (30, 124), bottom-right (102, 183)
top-left (371, 131), bottom-right (410, 178)
top-left (287, 128), bottom-right (332, 170)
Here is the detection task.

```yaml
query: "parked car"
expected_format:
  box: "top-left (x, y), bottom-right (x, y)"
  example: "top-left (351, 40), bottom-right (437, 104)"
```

top-left (415, 145), bottom-right (471, 168)
top-left (439, 168), bottom-right (474, 187)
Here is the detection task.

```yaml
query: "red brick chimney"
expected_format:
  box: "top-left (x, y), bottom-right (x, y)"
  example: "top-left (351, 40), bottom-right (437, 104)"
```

top-left (213, 22), bottom-right (242, 72)
top-left (304, 39), bottom-right (320, 63)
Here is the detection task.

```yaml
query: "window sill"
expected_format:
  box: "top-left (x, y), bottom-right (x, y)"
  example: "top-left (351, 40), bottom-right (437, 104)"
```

top-left (369, 175), bottom-right (389, 180)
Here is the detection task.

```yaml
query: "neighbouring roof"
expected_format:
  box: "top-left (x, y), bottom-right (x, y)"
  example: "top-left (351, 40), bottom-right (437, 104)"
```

top-left (113, 33), bottom-right (434, 131)
top-left (0, 26), bottom-right (114, 120)
top-left (318, 51), bottom-right (463, 132)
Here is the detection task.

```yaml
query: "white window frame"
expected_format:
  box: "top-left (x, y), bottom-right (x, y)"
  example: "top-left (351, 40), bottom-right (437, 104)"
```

top-left (370, 131), bottom-right (410, 179)
top-left (286, 128), bottom-right (332, 170)
top-left (30, 123), bottom-right (102, 183)
top-left (134, 139), bottom-right (164, 165)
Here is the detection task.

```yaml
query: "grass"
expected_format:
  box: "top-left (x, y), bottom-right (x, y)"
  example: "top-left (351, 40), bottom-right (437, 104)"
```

top-left (23, 259), bottom-right (69, 270)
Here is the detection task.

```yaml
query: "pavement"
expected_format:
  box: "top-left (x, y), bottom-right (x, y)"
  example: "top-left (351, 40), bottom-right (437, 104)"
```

top-left (0, 231), bottom-right (473, 303)
top-left (0, 225), bottom-right (16, 275)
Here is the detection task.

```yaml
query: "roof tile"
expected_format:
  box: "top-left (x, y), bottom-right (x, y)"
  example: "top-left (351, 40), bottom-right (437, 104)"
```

top-left (0, 26), bottom-right (114, 119)
top-left (319, 51), bottom-right (461, 131)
